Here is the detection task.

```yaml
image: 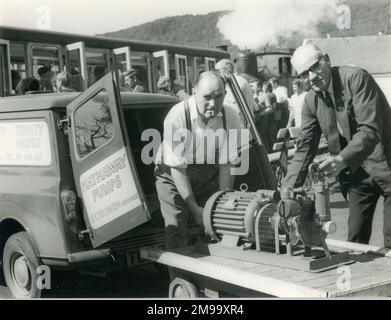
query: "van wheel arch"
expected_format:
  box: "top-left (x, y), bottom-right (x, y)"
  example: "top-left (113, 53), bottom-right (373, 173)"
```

top-left (0, 219), bottom-right (31, 282)
top-left (3, 231), bottom-right (42, 298)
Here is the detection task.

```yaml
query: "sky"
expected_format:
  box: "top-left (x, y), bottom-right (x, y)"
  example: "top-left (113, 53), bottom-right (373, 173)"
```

top-left (0, 0), bottom-right (236, 35)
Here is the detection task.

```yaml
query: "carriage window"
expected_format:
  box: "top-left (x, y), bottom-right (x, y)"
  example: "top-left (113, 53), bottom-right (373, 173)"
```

top-left (278, 57), bottom-right (292, 75)
top-left (115, 52), bottom-right (128, 73)
top-left (175, 55), bottom-right (189, 93)
top-left (10, 43), bottom-right (27, 93)
top-left (194, 57), bottom-right (206, 78)
top-left (85, 48), bottom-right (109, 87)
top-left (115, 52), bottom-right (127, 87)
top-left (154, 55), bottom-right (167, 79)
top-left (131, 52), bottom-right (151, 92)
top-left (68, 47), bottom-right (84, 91)
top-left (177, 57), bottom-right (186, 77)
top-left (31, 46), bottom-right (61, 91)
top-left (187, 56), bottom-right (195, 90)
top-left (0, 44), bottom-right (9, 97)
top-left (205, 58), bottom-right (216, 71)
top-left (74, 89), bottom-right (114, 158)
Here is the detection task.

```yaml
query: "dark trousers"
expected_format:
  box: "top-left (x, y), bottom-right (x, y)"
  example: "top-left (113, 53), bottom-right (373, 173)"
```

top-left (347, 168), bottom-right (391, 248)
top-left (155, 164), bottom-right (218, 250)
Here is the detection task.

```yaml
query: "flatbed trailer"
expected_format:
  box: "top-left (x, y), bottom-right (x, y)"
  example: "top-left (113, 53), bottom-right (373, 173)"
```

top-left (140, 241), bottom-right (391, 298)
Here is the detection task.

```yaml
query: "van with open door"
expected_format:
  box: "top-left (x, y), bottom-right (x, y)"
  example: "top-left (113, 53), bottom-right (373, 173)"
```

top-left (0, 71), bottom-right (276, 298)
top-left (0, 72), bottom-right (203, 298)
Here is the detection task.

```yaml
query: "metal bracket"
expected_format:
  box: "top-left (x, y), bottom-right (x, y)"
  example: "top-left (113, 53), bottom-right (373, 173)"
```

top-left (78, 228), bottom-right (93, 241)
top-left (221, 235), bottom-right (240, 248)
top-left (57, 116), bottom-right (71, 130)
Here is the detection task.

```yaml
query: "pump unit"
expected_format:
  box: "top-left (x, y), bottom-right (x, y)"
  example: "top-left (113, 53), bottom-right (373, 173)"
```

top-left (199, 164), bottom-right (353, 272)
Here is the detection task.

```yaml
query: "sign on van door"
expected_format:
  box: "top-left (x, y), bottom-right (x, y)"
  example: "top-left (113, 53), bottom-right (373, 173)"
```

top-left (66, 72), bottom-right (150, 247)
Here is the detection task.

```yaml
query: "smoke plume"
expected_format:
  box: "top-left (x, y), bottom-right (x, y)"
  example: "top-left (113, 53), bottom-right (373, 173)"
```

top-left (217, 0), bottom-right (338, 50)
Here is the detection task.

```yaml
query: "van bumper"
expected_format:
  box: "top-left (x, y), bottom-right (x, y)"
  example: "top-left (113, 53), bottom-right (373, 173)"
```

top-left (41, 249), bottom-right (111, 267)
top-left (67, 248), bottom-right (111, 264)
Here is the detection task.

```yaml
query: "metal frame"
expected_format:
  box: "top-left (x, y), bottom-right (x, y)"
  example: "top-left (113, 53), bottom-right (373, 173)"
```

top-left (205, 57), bottom-right (216, 71)
top-left (113, 46), bottom-right (132, 71)
top-left (175, 54), bottom-right (189, 93)
top-left (153, 50), bottom-right (169, 77)
top-left (65, 41), bottom-right (88, 91)
top-left (26, 42), bottom-right (64, 78)
top-left (0, 39), bottom-right (12, 96)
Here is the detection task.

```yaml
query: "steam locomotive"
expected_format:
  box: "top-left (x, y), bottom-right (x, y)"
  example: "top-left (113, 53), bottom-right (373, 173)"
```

top-left (234, 49), bottom-right (297, 96)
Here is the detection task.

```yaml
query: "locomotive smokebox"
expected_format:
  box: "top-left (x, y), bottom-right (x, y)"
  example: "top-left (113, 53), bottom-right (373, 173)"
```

top-left (236, 51), bottom-right (258, 79)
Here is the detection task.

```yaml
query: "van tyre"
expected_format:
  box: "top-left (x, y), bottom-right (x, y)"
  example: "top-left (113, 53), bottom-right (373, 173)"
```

top-left (3, 232), bottom-right (42, 298)
top-left (168, 277), bottom-right (199, 298)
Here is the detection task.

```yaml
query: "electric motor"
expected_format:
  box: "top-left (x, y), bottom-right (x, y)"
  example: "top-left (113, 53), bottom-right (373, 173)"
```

top-left (202, 189), bottom-right (278, 245)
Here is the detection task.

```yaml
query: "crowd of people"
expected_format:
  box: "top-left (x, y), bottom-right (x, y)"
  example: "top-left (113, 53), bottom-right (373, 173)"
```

top-left (11, 67), bottom-right (77, 95)
top-left (247, 72), bottom-right (307, 152)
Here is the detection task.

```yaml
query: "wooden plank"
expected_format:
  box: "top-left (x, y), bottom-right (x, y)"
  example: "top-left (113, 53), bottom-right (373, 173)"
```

top-left (326, 239), bottom-right (391, 258)
top-left (193, 245), bottom-right (356, 283)
top-left (276, 128), bottom-right (289, 139)
top-left (268, 141), bottom-right (328, 164)
top-left (254, 266), bottom-right (337, 283)
top-left (186, 248), bottom-right (285, 274)
top-left (272, 140), bottom-right (295, 151)
top-left (320, 270), bottom-right (391, 297)
top-left (196, 250), bottom-right (391, 297)
top-left (194, 274), bottom-right (272, 297)
top-left (140, 247), bottom-right (327, 297)
top-left (205, 243), bottom-right (352, 273)
top-left (141, 245), bottom-right (391, 297)
top-left (304, 255), bottom-right (391, 294)
top-left (205, 252), bottom-right (391, 297)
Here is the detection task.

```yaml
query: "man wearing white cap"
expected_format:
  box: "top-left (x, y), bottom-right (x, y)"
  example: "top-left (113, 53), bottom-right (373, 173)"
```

top-left (282, 43), bottom-right (391, 248)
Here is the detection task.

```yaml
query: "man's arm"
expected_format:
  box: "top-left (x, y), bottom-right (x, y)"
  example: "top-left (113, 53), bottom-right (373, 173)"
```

top-left (338, 69), bottom-right (382, 172)
top-left (283, 95), bottom-right (322, 189)
top-left (286, 103), bottom-right (294, 128)
top-left (171, 167), bottom-right (204, 224)
top-left (286, 97), bottom-right (294, 128)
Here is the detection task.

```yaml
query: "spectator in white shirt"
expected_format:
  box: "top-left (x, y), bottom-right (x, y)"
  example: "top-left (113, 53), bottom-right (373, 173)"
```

top-left (269, 76), bottom-right (289, 132)
top-left (286, 79), bottom-right (307, 128)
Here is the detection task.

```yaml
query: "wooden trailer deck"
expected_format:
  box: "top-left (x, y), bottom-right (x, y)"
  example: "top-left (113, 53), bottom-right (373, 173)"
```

top-left (140, 244), bottom-right (391, 298)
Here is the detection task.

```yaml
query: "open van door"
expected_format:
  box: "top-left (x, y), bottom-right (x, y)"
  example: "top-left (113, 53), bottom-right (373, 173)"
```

top-left (66, 71), bottom-right (150, 247)
top-left (222, 70), bottom-right (277, 191)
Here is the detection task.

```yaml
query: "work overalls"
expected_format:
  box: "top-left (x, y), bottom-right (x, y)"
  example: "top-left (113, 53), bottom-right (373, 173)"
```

top-left (154, 100), bottom-right (226, 249)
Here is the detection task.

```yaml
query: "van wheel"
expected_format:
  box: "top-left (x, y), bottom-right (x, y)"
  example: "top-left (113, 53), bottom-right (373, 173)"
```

top-left (3, 232), bottom-right (42, 298)
top-left (169, 277), bottom-right (199, 298)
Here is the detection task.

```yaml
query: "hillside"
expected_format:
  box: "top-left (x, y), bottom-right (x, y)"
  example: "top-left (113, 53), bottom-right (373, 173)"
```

top-left (102, 11), bottom-right (240, 54)
top-left (101, 0), bottom-right (390, 58)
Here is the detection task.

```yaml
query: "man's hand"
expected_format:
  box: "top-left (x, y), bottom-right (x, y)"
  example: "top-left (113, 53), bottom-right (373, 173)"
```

top-left (319, 155), bottom-right (347, 178)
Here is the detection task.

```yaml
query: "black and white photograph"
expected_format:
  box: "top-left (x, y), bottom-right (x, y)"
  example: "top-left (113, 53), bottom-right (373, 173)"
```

top-left (0, 0), bottom-right (391, 303)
